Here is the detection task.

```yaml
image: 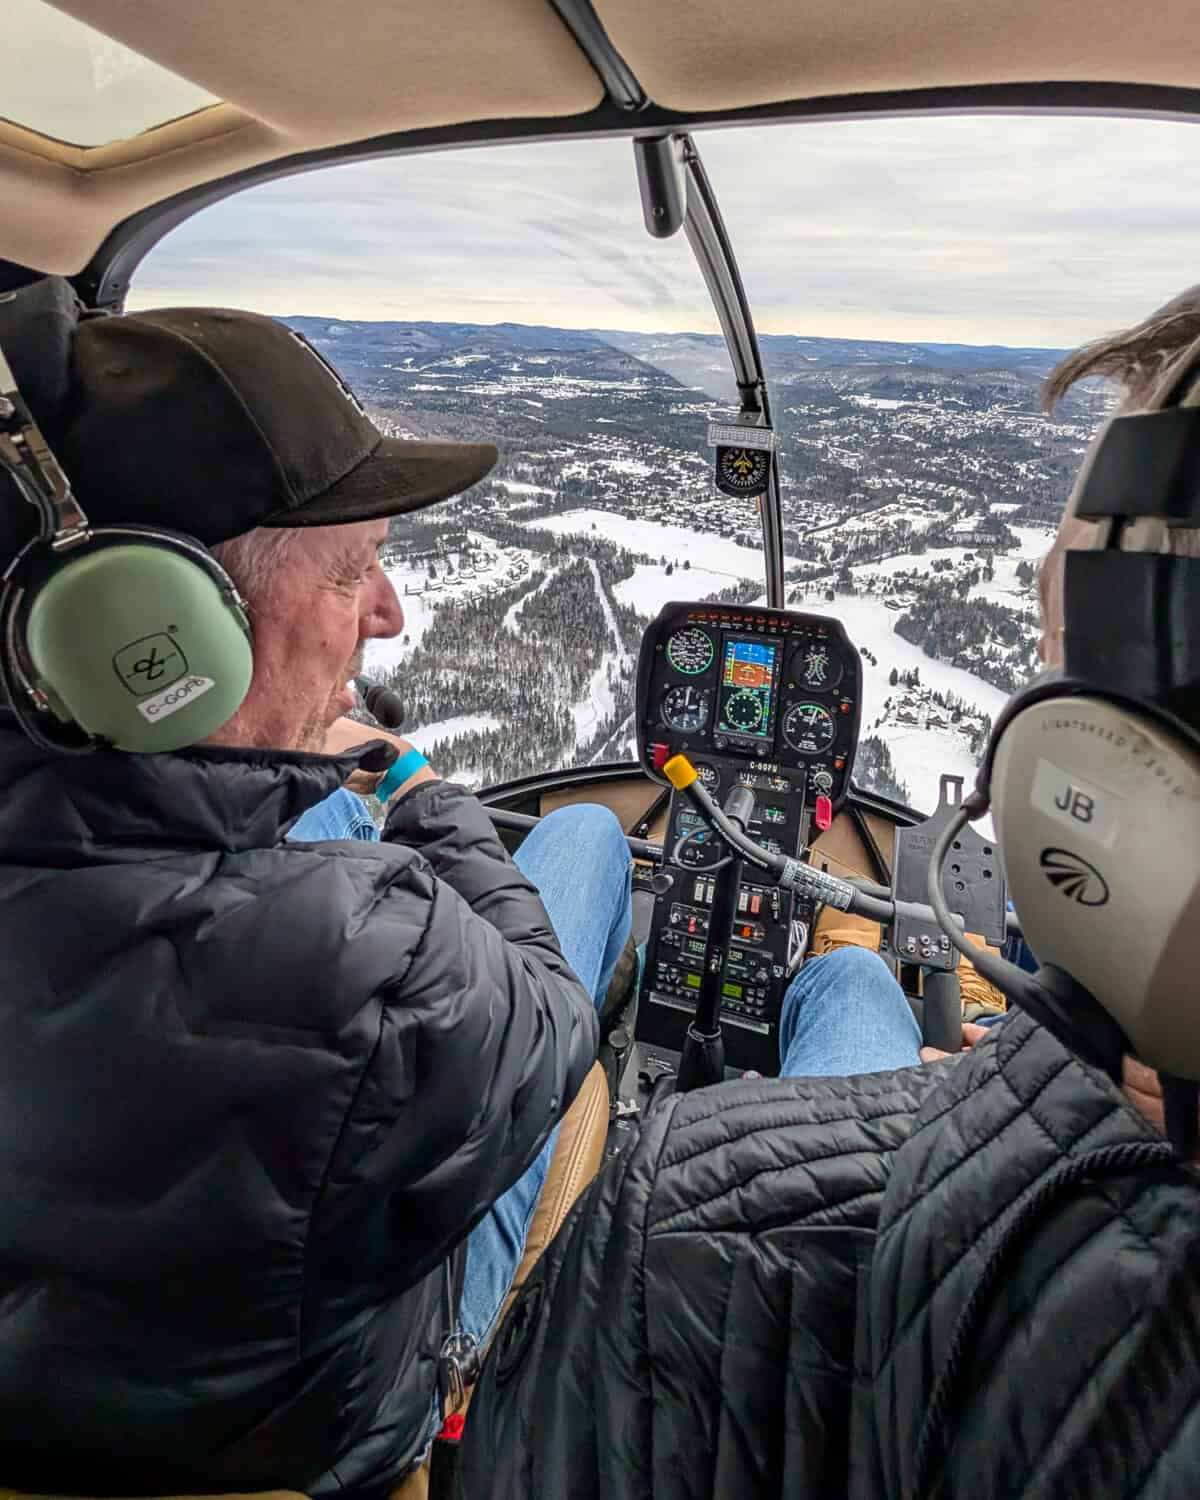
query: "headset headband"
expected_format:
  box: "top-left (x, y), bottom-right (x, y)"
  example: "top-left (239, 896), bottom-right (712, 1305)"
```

top-left (0, 344), bottom-right (90, 551)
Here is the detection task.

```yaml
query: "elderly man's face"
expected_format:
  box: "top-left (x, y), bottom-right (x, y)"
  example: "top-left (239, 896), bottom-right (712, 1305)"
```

top-left (219, 519), bottom-right (404, 752)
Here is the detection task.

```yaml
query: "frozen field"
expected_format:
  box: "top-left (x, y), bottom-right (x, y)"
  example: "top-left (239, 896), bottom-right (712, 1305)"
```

top-left (528, 508), bottom-right (771, 579)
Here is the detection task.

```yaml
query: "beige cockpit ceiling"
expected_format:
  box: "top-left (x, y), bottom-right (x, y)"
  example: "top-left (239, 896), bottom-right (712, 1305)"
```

top-left (5, 0), bottom-right (1200, 279)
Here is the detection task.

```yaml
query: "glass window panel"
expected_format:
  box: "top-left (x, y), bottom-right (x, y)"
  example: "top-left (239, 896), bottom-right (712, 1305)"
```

top-left (134, 140), bottom-right (758, 788)
top-left (132, 115), bottom-right (1200, 809)
top-left (3, 0), bottom-right (219, 146)
top-left (696, 114), bottom-right (1200, 813)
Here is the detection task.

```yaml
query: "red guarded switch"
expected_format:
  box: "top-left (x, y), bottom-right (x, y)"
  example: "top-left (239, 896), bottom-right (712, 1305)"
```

top-left (651, 742), bottom-right (671, 772)
top-left (815, 794), bottom-right (833, 832)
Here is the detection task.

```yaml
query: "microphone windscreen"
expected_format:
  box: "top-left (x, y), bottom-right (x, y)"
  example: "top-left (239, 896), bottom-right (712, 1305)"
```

top-left (356, 678), bottom-right (405, 730)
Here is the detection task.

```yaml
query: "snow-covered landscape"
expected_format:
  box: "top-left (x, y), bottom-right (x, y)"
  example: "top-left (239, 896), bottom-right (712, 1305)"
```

top-left (288, 315), bottom-right (1100, 810)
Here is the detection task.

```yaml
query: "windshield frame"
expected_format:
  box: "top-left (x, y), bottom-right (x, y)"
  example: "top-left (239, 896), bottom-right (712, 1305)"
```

top-left (672, 133), bottom-right (785, 608)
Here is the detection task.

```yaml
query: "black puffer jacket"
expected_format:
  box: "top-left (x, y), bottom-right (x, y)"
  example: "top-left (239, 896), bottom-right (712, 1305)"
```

top-left (0, 721), bottom-right (597, 1499)
top-left (459, 1063), bottom-right (943, 1498)
top-left (853, 1008), bottom-right (1200, 1500)
top-left (463, 1015), bottom-right (1199, 1499)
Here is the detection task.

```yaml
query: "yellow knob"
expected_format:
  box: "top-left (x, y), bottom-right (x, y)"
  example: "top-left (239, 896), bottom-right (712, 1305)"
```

top-left (663, 753), bottom-right (698, 790)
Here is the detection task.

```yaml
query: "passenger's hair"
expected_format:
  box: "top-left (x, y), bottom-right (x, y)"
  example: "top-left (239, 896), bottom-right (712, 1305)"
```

top-left (210, 528), bottom-right (298, 609)
top-left (1042, 284), bottom-right (1200, 412)
top-left (1043, 289), bottom-right (1200, 561)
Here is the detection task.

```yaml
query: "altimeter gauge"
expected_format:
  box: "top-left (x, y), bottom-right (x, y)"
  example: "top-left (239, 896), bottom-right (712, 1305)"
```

top-left (661, 684), bottom-right (713, 733)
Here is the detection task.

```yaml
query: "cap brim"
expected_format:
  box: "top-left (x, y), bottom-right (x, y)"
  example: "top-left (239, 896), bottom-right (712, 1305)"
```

top-left (263, 437), bottom-right (498, 528)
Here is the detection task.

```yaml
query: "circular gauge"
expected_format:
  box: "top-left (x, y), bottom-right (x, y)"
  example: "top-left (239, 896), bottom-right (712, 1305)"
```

top-left (661, 684), bottom-right (713, 734)
top-left (722, 689), bottom-right (765, 735)
top-left (693, 762), bottom-right (721, 796)
top-left (793, 638), bottom-right (843, 693)
top-left (782, 702), bottom-right (837, 756)
top-left (665, 627), bottom-right (714, 676)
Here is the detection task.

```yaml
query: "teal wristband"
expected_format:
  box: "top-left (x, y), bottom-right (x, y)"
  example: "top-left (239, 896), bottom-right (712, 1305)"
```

top-left (376, 746), bottom-right (428, 802)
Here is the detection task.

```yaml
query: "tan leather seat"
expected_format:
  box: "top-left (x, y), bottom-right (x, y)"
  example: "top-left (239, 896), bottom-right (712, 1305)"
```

top-left (390, 1059), bottom-right (610, 1499)
top-left (0, 1063), bottom-right (611, 1500)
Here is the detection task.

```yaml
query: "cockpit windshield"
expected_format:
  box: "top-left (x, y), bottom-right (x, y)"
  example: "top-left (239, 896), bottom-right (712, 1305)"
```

top-left (134, 139), bottom-right (764, 786)
top-left (131, 113), bottom-right (1200, 809)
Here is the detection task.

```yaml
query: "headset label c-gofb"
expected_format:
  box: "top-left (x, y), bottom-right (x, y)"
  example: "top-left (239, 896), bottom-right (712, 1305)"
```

top-left (135, 675), bottom-right (215, 723)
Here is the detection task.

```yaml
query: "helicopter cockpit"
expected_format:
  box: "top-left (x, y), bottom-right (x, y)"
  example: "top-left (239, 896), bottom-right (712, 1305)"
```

top-left (2, 2), bottom-right (1200, 1497)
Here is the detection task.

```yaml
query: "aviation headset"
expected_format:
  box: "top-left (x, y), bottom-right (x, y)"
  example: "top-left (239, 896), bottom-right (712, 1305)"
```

top-left (927, 355), bottom-right (1200, 1135)
top-left (0, 340), bottom-right (253, 755)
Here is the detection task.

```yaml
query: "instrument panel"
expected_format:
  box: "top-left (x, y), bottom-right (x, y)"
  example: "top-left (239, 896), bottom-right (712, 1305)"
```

top-left (636, 602), bottom-right (863, 807)
top-left (634, 602), bottom-right (865, 1075)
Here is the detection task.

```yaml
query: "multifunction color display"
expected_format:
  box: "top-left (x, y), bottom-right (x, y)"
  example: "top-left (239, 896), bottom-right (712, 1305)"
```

top-left (716, 637), bottom-right (778, 742)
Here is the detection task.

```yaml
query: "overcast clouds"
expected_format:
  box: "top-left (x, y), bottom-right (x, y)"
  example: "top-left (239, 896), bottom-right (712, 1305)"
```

top-left (130, 113), bottom-right (1200, 350)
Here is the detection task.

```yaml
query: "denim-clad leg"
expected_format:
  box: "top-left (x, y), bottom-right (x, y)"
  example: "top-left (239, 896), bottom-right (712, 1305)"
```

top-left (457, 803), bottom-right (632, 1350)
top-left (289, 791), bottom-right (632, 1433)
top-left (777, 947), bottom-right (922, 1077)
top-left (286, 787), bottom-right (380, 843)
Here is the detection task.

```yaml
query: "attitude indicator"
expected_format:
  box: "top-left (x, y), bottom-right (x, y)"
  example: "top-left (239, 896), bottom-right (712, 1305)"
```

top-left (716, 637), bottom-right (779, 743)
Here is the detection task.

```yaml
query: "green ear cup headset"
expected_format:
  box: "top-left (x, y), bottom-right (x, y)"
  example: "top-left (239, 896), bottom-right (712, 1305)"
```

top-left (0, 344), bottom-right (254, 754)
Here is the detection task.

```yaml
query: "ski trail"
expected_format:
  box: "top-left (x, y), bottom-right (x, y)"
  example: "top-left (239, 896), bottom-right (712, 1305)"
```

top-left (570, 559), bottom-right (633, 743)
top-left (589, 710), bottom-right (636, 766)
top-left (587, 557), bottom-right (631, 671)
top-left (503, 565), bottom-right (559, 633)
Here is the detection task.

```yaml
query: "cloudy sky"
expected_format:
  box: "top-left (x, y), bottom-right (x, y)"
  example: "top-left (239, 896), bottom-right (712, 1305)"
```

top-left (131, 112), bottom-right (1200, 350)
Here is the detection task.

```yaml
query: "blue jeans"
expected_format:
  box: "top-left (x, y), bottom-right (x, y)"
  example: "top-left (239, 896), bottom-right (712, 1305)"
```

top-left (288, 793), bottom-right (633, 1354)
top-left (288, 787), bottom-right (379, 842)
top-left (778, 946), bottom-right (922, 1077)
top-left (457, 803), bottom-right (632, 1347)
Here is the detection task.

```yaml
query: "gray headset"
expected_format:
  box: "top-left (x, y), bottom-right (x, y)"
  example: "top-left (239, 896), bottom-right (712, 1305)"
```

top-left (930, 362), bottom-right (1200, 1149)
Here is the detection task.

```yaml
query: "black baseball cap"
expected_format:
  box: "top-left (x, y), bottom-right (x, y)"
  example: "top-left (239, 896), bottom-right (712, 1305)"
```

top-left (0, 303), bottom-right (497, 553)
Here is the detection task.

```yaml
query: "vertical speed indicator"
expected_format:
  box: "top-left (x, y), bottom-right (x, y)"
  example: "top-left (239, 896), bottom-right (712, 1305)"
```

top-left (665, 627), bottom-right (714, 676)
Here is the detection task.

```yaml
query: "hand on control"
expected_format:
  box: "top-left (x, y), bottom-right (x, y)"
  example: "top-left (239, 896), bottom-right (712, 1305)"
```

top-left (920, 1022), bottom-right (989, 1065)
top-left (325, 716), bottom-right (437, 801)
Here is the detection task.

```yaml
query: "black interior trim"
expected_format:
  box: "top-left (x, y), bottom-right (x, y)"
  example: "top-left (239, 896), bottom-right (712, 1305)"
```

top-left (546, 0), bottom-right (646, 111)
top-left (73, 80), bottom-right (1200, 309)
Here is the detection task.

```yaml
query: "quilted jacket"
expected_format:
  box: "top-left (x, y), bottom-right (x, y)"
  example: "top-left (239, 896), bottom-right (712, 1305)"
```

top-left (462, 1013), bottom-right (1199, 1498)
top-left (0, 719), bottom-right (597, 1500)
top-left (459, 1062), bottom-right (944, 1497)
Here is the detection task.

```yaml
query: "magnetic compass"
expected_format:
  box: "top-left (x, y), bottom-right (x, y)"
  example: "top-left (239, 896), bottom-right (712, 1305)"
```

top-left (715, 445), bottom-right (771, 498)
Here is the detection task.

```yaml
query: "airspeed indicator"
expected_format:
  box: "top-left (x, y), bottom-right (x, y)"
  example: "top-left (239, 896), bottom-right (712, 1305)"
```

top-left (783, 702), bottom-right (836, 756)
top-left (666, 627), bottom-right (714, 676)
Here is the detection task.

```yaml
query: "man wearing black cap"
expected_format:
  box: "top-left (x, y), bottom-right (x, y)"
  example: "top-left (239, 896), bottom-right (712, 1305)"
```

top-left (0, 297), bottom-right (632, 1498)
